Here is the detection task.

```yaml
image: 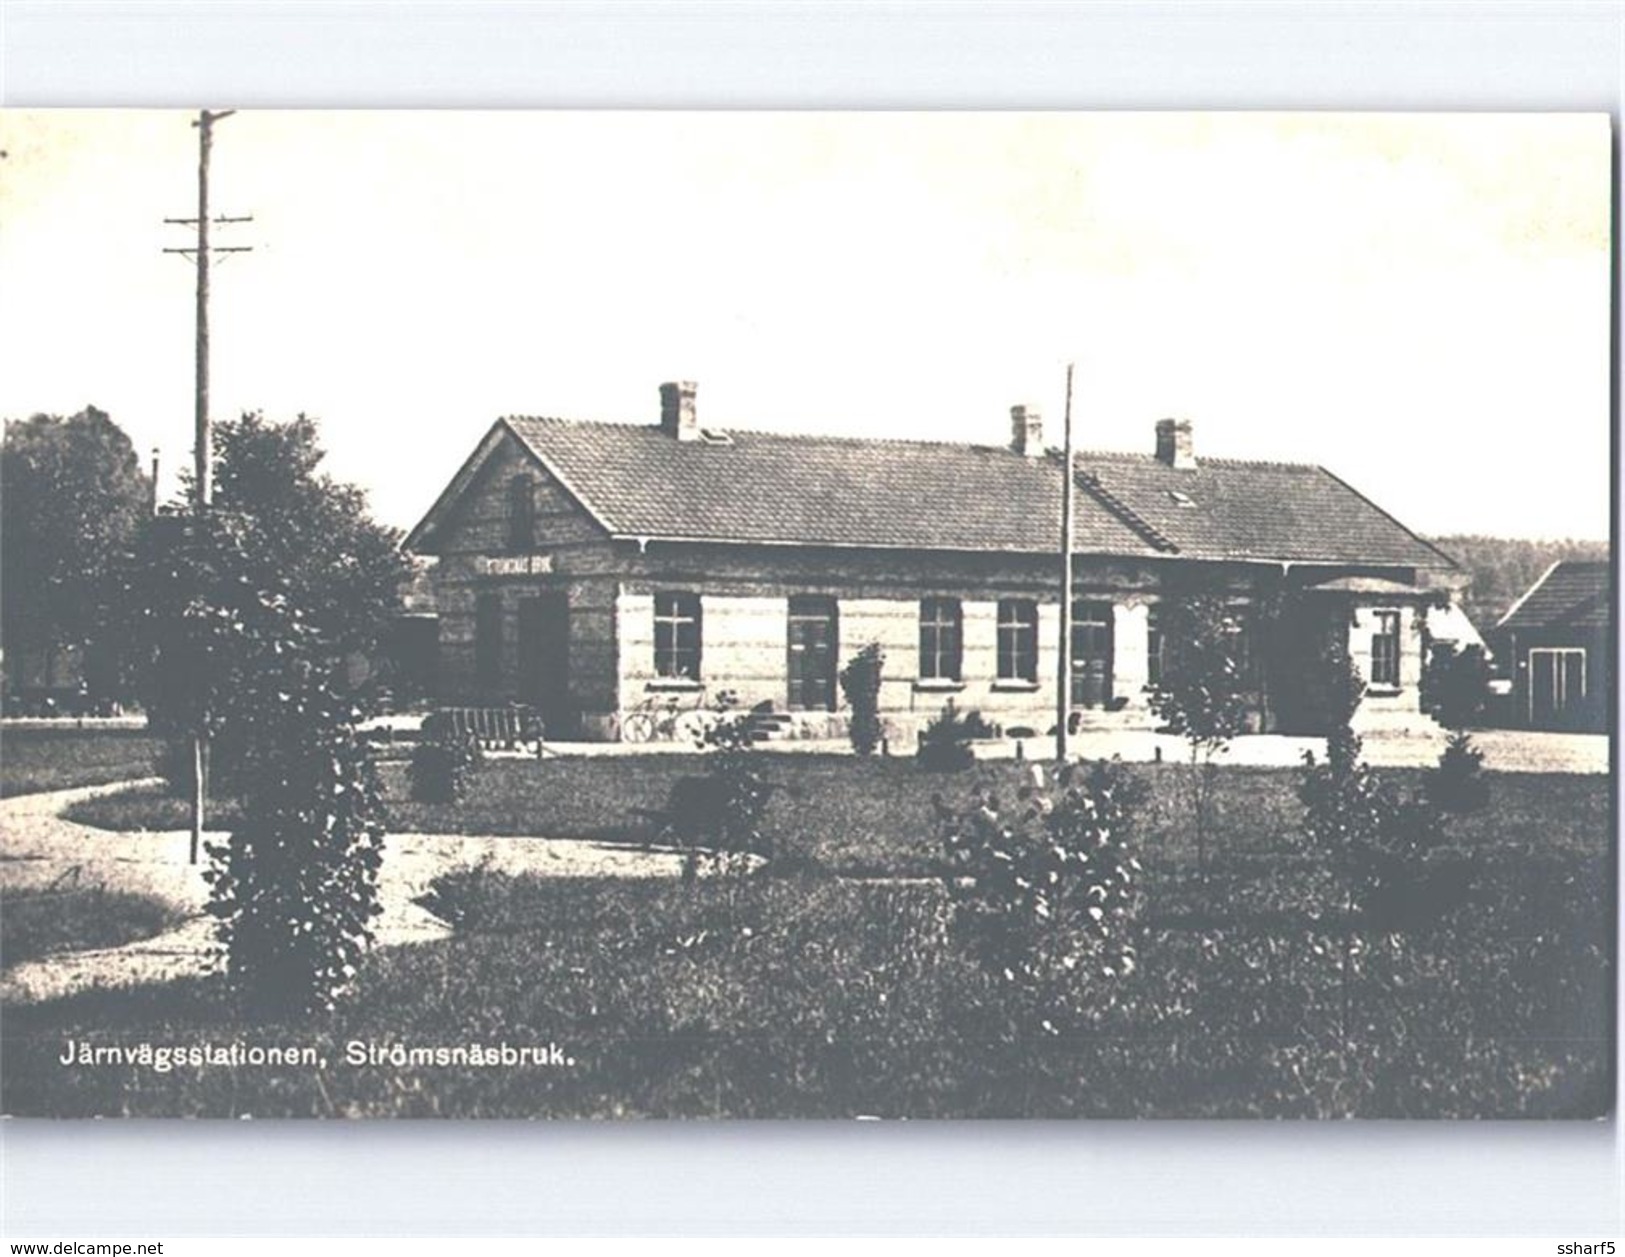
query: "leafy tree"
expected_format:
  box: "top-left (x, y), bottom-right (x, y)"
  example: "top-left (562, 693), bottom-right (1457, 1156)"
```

top-left (131, 508), bottom-right (387, 1017)
top-left (1148, 595), bottom-right (1251, 875)
top-left (1, 407), bottom-right (151, 700)
top-left (1420, 642), bottom-right (1489, 728)
top-left (1260, 590), bottom-right (1366, 735)
top-left (204, 411), bottom-right (412, 670)
top-left (142, 412), bottom-right (412, 794)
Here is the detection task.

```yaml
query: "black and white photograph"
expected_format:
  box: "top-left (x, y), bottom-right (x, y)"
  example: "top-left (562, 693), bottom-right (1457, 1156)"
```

top-left (0, 108), bottom-right (1612, 1121)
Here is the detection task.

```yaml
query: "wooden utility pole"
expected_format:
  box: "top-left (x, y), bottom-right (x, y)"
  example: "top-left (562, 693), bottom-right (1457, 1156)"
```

top-left (164, 109), bottom-right (252, 864)
top-left (1055, 362), bottom-right (1075, 763)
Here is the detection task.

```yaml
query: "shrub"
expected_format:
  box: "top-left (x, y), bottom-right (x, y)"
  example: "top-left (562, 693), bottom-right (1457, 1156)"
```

top-left (1149, 595), bottom-right (1254, 874)
top-left (1425, 729), bottom-right (1490, 814)
top-left (409, 713), bottom-right (484, 804)
top-left (1297, 723), bottom-right (1469, 1034)
top-left (839, 643), bottom-right (885, 756)
top-left (1421, 643), bottom-right (1490, 728)
top-left (1261, 592), bottom-right (1366, 735)
top-left (206, 684), bottom-right (387, 1020)
top-left (935, 759), bottom-right (1147, 1027)
top-left (1299, 725), bottom-right (1447, 918)
top-left (674, 701), bottom-right (776, 880)
top-left (916, 702), bottom-right (979, 773)
top-left (415, 856), bottom-right (514, 930)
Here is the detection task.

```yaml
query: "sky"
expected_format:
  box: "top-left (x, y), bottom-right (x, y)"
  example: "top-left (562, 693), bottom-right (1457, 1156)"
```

top-left (0, 110), bottom-right (1611, 541)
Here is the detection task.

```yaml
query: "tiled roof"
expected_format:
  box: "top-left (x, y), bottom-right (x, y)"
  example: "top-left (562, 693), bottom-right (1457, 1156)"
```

top-left (500, 417), bottom-right (1158, 556)
top-left (411, 415), bottom-right (1456, 573)
top-left (1078, 450), bottom-right (1460, 569)
top-left (1496, 560), bottom-right (1611, 632)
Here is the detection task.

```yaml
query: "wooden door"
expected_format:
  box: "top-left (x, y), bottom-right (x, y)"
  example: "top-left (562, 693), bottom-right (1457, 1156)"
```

top-left (787, 596), bottom-right (839, 711)
top-left (518, 592), bottom-right (571, 730)
top-left (1529, 647), bottom-right (1585, 728)
top-left (1070, 600), bottom-right (1114, 708)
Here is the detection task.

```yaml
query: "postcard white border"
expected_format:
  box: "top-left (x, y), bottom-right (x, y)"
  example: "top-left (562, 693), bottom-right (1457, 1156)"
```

top-left (1, 0), bottom-right (1620, 1238)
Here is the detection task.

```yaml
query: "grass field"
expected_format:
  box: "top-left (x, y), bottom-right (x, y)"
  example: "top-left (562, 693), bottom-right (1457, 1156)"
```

top-left (0, 729), bottom-right (164, 798)
top-left (8, 751), bottom-right (1613, 1118)
top-left (1, 886), bottom-right (184, 970)
top-left (68, 753), bottom-right (1613, 878)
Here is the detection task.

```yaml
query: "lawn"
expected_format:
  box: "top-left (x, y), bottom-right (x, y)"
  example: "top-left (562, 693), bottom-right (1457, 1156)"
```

top-left (2, 856), bottom-right (1608, 1118)
top-left (8, 751), bottom-right (1613, 1119)
top-left (1, 885), bottom-right (185, 970)
top-left (68, 752), bottom-right (1614, 878)
top-left (0, 729), bottom-right (164, 798)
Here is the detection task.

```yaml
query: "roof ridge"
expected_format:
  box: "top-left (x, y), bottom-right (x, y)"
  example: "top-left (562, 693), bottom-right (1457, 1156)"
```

top-left (1076, 448), bottom-right (1321, 472)
top-left (505, 414), bottom-right (1328, 468)
top-left (504, 413), bottom-right (1026, 456)
top-left (1074, 468), bottom-right (1180, 554)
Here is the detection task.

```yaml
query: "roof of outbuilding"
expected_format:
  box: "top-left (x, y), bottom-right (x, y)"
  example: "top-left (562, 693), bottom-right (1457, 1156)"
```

top-left (1495, 560), bottom-right (1611, 632)
top-left (406, 415), bottom-right (1458, 574)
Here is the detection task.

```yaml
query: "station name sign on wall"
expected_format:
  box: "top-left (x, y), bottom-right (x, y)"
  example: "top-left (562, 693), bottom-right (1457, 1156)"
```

top-left (474, 554), bottom-right (555, 576)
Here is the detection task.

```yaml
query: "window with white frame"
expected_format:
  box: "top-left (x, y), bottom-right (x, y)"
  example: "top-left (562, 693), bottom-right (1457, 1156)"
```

top-left (653, 592), bottom-right (702, 681)
top-left (996, 598), bottom-right (1038, 683)
top-left (919, 597), bottom-right (963, 681)
top-left (1370, 609), bottom-right (1401, 688)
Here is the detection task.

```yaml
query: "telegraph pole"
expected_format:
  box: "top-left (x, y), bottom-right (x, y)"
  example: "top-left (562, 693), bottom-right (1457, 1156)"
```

top-left (164, 109), bottom-right (252, 863)
top-left (1055, 362), bottom-right (1076, 763)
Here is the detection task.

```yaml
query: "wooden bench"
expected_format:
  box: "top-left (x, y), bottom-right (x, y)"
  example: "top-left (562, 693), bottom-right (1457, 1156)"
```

top-left (431, 706), bottom-right (545, 753)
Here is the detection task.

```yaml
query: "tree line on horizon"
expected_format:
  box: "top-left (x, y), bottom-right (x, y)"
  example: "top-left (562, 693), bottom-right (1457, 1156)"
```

top-left (1425, 534), bottom-right (1611, 634)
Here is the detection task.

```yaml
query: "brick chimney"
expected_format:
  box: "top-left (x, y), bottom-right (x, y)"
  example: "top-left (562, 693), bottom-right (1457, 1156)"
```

top-left (660, 380), bottom-right (699, 441)
top-left (1010, 404), bottom-right (1043, 457)
top-left (1155, 418), bottom-right (1195, 469)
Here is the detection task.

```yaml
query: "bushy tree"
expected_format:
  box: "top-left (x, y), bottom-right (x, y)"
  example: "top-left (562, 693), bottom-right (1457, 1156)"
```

top-left (655, 695), bottom-right (776, 881)
top-left (1149, 595), bottom-right (1252, 875)
top-left (916, 702), bottom-right (980, 773)
top-left (1425, 730), bottom-right (1490, 814)
top-left (205, 411), bottom-right (412, 668)
top-left (1261, 591), bottom-right (1366, 735)
top-left (141, 411), bottom-right (412, 795)
top-left (1420, 642), bottom-right (1490, 728)
top-left (1299, 723), bottom-right (1471, 1037)
top-left (131, 508), bottom-right (387, 1017)
top-left (935, 759), bottom-right (1147, 1030)
top-left (2, 408), bottom-right (151, 701)
top-left (206, 668), bottom-right (387, 1020)
top-left (130, 511), bottom-right (290, 795)
top-left (839, 642), bottom-right (885, 756)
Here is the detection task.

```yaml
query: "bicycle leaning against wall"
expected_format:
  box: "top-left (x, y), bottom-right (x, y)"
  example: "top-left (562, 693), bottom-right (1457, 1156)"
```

top-left (618, 687), bottom-right (720, 745)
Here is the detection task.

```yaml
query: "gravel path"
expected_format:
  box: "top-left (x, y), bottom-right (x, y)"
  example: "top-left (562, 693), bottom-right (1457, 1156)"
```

top-left (0, 780), bottom-right (702, 1005)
